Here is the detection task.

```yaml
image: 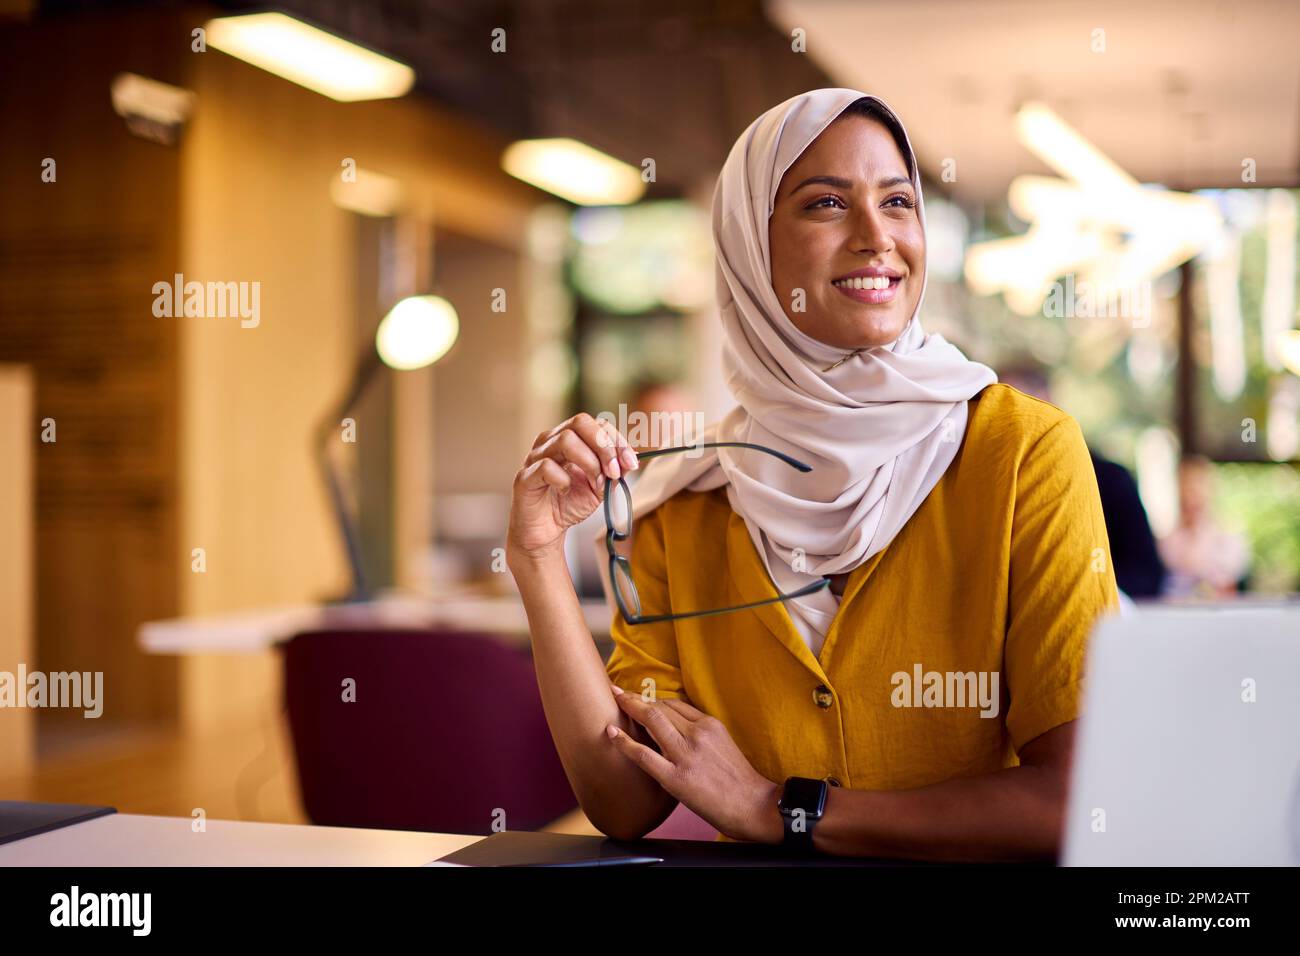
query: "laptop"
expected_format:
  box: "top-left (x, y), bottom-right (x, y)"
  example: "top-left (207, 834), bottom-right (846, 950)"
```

top-left (426, 829), bottom-right (965, 867)
top-left (1063, 605), bottom-right (1300, 866)
top-left (0, 801), bottom-right (116, 846)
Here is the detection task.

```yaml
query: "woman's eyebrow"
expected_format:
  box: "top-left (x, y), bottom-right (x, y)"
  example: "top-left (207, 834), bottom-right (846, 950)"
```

top-left (787, 173), bottom-right (913, 197)
top-left (790, 174), bottom-right (853, 194)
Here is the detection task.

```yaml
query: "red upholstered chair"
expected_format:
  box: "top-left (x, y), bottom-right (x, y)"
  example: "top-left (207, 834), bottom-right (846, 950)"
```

top-left (281, 628), bottom-right (578, 835)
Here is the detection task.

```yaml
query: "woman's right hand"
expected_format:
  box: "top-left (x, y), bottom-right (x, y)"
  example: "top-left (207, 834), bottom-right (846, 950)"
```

top-left (507, 413), bottom-right (639, 562)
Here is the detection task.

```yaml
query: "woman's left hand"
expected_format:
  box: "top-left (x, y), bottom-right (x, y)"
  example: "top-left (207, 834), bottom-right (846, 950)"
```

top-left (605, 685), bottom-right (783, 844)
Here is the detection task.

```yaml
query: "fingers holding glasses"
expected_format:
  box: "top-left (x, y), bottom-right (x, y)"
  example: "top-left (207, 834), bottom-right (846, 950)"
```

top-left (509, 413), bottom-right (642, 559)
top-left (592, 416), bottom-right (640, 477)
top-left (526, 426), bottom-right (606, 497)
top-left (534, 412), bottom-right (637, 481)
top-left (513, 456), bottom-right (579, 498)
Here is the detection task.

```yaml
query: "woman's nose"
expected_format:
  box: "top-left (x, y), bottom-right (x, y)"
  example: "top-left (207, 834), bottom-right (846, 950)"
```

top-left (849, 206), bottom-right (895, 255)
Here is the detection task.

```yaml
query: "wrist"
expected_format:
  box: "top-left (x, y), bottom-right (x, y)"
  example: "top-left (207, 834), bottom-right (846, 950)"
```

top-left (505, 540), bottom-right (567, 574)
top-left (743, 778), bottom-right (784, 845)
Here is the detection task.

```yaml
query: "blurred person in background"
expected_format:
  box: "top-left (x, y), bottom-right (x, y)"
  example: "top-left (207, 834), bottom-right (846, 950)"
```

top-left (1158, 455), bottom-right (1251, 599)
top-left (624, 377), bottom-right (698, 453)
top-left (999, 365), bottom-right (1166, 600)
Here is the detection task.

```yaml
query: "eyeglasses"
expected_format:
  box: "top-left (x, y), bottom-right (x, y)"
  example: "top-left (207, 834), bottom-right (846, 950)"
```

top-left (604, 441), bottom-right (832, 626)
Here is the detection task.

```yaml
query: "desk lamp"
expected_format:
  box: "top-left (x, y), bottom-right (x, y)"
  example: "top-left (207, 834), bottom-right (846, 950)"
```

top-left (315, 294), bottom-right (459, 602)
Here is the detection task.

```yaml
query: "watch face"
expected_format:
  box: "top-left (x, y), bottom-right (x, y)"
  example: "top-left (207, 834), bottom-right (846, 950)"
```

top-left (780, 777), bottom-right (828, 817)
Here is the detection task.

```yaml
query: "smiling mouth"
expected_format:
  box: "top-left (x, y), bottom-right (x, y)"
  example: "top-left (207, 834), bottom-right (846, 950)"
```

top-left (831, 275), bottom-right (901, 303)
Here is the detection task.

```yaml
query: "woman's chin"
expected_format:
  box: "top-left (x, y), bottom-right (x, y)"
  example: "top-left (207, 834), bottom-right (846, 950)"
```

top-left (790, 305), bottom-right (911, 351)
top-left (831, 311), bottom-right (909, 350)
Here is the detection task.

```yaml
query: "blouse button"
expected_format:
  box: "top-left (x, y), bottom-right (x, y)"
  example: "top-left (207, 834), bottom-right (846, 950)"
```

top-left (812, 684), bottom-right (834, 709)
top-left (825, 776), bottom-right (842, 787)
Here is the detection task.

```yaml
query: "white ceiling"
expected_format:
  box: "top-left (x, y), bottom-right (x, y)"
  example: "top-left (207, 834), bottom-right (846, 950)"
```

top-left (767, 0), bottom-right (1300, 202)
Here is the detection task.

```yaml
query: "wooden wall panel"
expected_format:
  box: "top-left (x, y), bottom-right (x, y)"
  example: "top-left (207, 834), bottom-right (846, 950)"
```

top-left (0, 366), bottom-right (35, 776)
top-left (0, 8), bottom-right (189, 726)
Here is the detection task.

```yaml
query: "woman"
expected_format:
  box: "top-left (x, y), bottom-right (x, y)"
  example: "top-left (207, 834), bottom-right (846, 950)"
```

top-left (506, 88), bottom-right (1120, 862)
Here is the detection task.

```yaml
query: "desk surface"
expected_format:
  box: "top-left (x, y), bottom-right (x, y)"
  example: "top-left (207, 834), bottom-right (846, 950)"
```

top-left (137, 593), bottom-right (613, 655)
top-left (0, 813), bottom-right (483, 867)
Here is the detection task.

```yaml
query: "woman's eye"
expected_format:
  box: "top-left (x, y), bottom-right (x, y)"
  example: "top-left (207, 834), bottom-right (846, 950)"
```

top-left (807, 195), bottom-right (846, 210)
top-left (884, 194), bottom-right (917, 209)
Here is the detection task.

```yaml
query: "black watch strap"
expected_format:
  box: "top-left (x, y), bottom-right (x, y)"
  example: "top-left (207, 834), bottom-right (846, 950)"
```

top-left (781, 808), bottom-right (815, 850)
top-left (778, 776), bottom-right (828, 851)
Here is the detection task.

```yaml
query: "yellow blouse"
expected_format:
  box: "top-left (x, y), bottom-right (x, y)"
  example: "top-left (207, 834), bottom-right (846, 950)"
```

top-left (604, 383), bottom-right (1121, 836)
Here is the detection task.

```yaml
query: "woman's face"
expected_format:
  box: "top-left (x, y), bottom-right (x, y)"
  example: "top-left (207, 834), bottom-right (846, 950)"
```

top-left (769, 115), bottom-right (925, 351)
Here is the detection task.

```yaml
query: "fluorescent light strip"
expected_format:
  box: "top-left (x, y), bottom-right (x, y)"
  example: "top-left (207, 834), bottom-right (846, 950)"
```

top-left (502, 139), bottom-right (646, 206)
top-left (205, 13), bottom-right (414, 102)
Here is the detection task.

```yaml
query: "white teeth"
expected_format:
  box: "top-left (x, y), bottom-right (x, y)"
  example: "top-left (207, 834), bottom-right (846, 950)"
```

top-left (835, 276), bottom-right (893, 290)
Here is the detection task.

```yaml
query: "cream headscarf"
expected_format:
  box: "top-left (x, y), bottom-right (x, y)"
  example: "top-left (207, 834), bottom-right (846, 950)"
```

top-left (596, 88), bottom-right (997, 655)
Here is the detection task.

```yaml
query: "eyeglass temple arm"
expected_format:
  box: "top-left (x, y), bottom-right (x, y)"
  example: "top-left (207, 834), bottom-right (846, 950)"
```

top-left (633, 441), bottom-right (813, 473)
top-left (622, 576), bottom-right (832, 626)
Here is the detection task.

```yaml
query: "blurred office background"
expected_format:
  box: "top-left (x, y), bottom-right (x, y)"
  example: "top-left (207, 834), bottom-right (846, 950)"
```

top-left (0, 0), bottom-right (1297, 835)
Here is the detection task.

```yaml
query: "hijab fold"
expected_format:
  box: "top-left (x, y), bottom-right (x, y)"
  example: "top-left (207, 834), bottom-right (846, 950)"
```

top-left (595, 88), bottom-right (997, 655)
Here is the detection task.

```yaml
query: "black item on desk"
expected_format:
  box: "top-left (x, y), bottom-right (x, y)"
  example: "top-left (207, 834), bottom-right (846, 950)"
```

top-left (0, 800), bottom-right (117, 846)
top-left (434, 831), bottom-right (662, 867)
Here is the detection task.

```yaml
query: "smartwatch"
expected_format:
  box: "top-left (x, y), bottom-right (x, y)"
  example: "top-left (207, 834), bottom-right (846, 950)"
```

top-left (777, 776), bottom-right (828, 851)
